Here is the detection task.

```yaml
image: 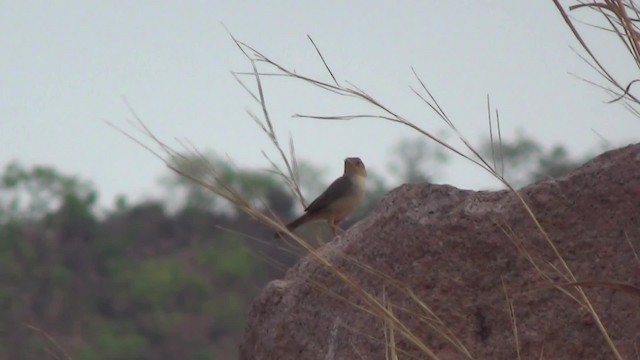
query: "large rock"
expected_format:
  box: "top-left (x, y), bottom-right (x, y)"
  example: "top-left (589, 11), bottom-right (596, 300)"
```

top-left (240, 144), bottom-right (640, 359)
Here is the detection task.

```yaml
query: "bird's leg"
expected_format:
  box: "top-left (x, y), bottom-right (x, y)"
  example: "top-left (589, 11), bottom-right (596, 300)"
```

top-left (328, 220), bottom-right (337, 237)
top-left (329, 220), bottom-right (345, 237)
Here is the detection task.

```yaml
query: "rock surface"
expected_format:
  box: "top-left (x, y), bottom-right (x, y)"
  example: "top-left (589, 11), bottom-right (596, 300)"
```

top-left (240, 144), bottom-right (640, 360)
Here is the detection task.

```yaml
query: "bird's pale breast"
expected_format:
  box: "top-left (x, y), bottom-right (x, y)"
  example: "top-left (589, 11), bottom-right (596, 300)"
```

top-left (324, 174), bottom-right (366, 220)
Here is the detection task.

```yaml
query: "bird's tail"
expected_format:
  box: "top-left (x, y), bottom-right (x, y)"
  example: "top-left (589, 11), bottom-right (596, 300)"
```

top-left (273, 213), bottom-right (313, 238)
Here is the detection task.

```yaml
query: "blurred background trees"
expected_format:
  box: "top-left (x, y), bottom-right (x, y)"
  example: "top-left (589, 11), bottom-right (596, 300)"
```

top-left (477, 132), bottom-right (598, 188)
top-left (0, 134), bottom-right (599, 359)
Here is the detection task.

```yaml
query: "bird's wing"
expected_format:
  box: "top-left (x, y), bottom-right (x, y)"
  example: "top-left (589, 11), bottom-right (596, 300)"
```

top-left (304, 175), bottom-right (354, 214)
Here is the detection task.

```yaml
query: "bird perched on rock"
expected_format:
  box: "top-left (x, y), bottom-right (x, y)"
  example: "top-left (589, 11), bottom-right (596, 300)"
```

top-left (275, 157), bottom-right (367, 238)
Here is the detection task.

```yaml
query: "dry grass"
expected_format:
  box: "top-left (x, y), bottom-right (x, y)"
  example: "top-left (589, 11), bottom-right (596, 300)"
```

top-left (554, 0), bottom-right (640, 116)
top-left (108, 2), bottom-right (640, 359)
top-left (23, 322), bottom-right (72, 360)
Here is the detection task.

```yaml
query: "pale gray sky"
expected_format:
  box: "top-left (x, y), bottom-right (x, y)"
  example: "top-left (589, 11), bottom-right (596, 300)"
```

top-left (2, 1), bottom-right (637, 209)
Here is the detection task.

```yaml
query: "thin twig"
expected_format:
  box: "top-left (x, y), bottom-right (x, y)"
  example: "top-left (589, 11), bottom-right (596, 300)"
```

top-left (308, 34), bottom-right (339, 86)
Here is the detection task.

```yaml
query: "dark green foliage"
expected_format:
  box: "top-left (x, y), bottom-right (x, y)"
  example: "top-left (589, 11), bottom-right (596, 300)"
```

top-left (0, 161), bottom-right (284, 359)
top-left (194, 234), bottom-right (257, 283)
top-left (0, 161), bottom-right (97, 222)
top-left (189, 349), bottom-right (216, 360)
top-left (113, 258), bottom-right (211, 312)
top-left (93, 328), bottom-right (148, 359)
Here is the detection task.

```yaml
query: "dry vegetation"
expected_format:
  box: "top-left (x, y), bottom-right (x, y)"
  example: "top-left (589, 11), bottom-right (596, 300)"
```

top-left (115, 1), bottom-right (640, 359)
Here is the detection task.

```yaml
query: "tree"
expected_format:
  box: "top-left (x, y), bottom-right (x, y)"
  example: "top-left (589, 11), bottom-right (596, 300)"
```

top-left (160, 152), bottom-right (295, 216)
top-left (479, 133), bottom-right (586, 188)
top-left (387, 137), bottom-right (449, 184)
top-left (0, 161), bottom-right (97, 223)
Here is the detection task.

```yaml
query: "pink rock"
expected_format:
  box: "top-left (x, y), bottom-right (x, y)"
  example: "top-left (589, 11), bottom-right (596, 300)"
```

top-left (241, 144), bottom-right (640, 360)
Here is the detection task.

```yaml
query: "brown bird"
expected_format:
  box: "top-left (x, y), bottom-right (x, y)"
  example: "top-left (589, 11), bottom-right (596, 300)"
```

top-left (275, 157), bottom-right (367, 238)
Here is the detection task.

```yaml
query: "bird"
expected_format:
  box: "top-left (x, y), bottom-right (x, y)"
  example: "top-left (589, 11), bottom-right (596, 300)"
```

top-left (275, 157), bottom-right (367, 238)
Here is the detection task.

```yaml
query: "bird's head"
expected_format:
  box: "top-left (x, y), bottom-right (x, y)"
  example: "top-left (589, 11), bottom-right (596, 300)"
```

top-left (344, 157), bottom-right (367, 177)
